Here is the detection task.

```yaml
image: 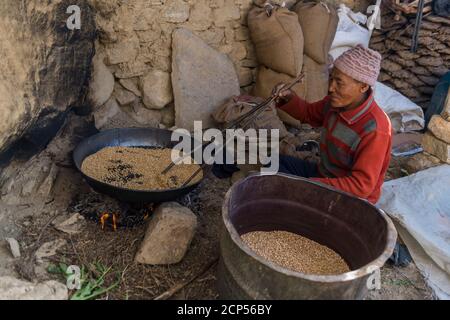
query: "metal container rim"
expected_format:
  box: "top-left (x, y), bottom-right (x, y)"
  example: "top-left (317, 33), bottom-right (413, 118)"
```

top-left (222, 173), bottom-right (398, 283)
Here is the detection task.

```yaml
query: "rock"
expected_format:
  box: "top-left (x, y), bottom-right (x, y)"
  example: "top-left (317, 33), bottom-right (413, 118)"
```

top-left (38, 163), bottom-right (59, 198)
top-left (172, 28), bottom-right (240, 131)
top-left (119, 78), bottom-right (142, 97)
top-left (0, 153), bottom-right (60, 204)
top-left (130, 102), bottom-right (162, 127)
top-left (94, 97), bottom-right (122, 130)
top-left (88, 54), bottom-right (115, 108)
top-left (198, 29), bottom-right (225, 46)
top-left (135, 202), bottom-right (197, 265)
top-left (213, 2), bottom-right (241, 27)
top-left (90, 0), bottom-right (120, 17)
top-left (238, 68), bottom-right (254, 87)
top-left (0, 276), bottom-right (68, 300)
top-left (140, 70), bottom-right (173, 109)
top-left (4, 238), bottom-right (20, 259)
top-left (422, 133), bottom-right (450, 164)
top-left (35, 239), bottom-right (67, 264)
top-left (106, 33), bottom-right (139, 65)
top-left (114, 59), bottom-right (151, 79)
top-left (113, 83), bottom-right (137, 106)
top-left (0, 0), bottom-right (95, 153)
top-left (161, 104), bottom-right (176, 127)
top-left (188, 0), bottom-right (213, 31)
top-left (52, 214), bottom-right (86, 235)
top-left (94, 97), bottom-right (150, 130)
top-left (163, 0), bottom-right (190, 23)
top-left (428, 115), bottom-right (450, 144)
top-left (404, 153), bottom-right (441, 174)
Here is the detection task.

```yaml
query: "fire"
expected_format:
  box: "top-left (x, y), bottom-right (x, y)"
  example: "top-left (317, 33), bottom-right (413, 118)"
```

top-left (112, 213), bottom-right (117, 232)
top-left (100, 212), bottom-right (118, 231)
top-left (100, 213), bottom-right (109, 230)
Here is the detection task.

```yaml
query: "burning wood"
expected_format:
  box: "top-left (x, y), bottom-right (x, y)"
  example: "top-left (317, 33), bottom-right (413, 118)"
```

top-left (70, 191), bottom-right (155, 231)
top-left (100, 212), bottom-right (118, 231)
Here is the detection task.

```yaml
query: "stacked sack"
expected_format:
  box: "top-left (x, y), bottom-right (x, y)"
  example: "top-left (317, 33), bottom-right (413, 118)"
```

top-left (370, 12), bottom-right (450, 110)
top-left (250, 1), bottom-right (338, 104)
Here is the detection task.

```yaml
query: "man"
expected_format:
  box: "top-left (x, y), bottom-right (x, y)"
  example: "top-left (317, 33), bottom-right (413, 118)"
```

top-left (275, 45), bottom-right (392, 204)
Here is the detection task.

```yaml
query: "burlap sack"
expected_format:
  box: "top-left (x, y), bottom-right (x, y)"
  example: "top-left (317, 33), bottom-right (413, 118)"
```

top-left (248, 6), bottom-right (304, 77)
top-left (303, 55), bottom-right (329, 103)
top-left (277, 109), bottom-right (302, 129)
top-left (212, 95), bottom-right (290, 139)
top-left (294, 1), bottom-right (338, 64)
top-left (253, 60), bottom-right (328, 102)
top-left (253, 66), bottom-right (307, 100)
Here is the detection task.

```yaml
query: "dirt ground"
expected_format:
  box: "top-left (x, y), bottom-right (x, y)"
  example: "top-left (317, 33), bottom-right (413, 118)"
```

top-left (0, 117), bottom-right (436, 300)
top-left (11, 164), bottom-right (434, 300)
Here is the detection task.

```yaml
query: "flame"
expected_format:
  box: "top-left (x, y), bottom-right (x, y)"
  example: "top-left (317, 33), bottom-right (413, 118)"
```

top-left (100, 213), bottom-right (110, 230)
top-left (112, 213), bottom-right (118, 232)
top-left (100, 212), bottom-right (118, 232)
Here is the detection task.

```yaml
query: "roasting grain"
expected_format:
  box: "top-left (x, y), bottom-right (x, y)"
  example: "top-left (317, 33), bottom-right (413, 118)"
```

top-left (241, 231), bottom-right (350, 275)
top-left (81, 147), bottom-right (202, 191)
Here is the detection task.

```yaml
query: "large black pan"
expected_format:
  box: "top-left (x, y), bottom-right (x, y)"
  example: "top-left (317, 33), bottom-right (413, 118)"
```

top-left (73, 127), bottom-right (203, 203)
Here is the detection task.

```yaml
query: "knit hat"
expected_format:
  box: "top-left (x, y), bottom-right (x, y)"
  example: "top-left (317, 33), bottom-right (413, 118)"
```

top-left (334, 45), bottom-right (382, 86)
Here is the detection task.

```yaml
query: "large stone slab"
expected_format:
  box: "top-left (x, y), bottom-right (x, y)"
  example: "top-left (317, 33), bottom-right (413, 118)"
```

top-left (171, 28), bottom-right (240, 131)
top-left (135, 202), bottom-right (197, 265)
top-left (422, 133), bottom-right (450, 164)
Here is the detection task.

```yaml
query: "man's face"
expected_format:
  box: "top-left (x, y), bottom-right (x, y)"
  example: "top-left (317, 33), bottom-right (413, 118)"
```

top-left (328, 67), bottom-right (369, 109)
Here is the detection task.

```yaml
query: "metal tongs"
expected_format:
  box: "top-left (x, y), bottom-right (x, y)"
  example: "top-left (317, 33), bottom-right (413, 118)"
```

top-left (162, 73), bottom-right (305, 186)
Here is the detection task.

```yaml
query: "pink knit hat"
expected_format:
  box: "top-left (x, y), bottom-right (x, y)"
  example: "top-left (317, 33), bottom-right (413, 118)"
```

top-left (334, 45), bottom-right (382, 86)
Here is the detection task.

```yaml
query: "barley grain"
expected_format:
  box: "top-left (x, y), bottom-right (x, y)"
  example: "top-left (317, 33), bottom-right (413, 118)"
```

top-left (81, 147), bottom-right (202, 191)
top-left (241, 231), bottom-right (350, 275)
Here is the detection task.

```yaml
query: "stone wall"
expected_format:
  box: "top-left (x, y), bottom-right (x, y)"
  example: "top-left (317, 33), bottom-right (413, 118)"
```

top-left (88, 0), bottom-right (260, 130)
top-left (88, 0), bottom-right (372, 131)
top-left (0, 0), bottom-right (374, 155)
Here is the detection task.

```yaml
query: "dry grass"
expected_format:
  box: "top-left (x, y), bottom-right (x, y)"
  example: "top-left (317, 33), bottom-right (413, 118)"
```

top-left (16, 171), bottom-right (229, 300)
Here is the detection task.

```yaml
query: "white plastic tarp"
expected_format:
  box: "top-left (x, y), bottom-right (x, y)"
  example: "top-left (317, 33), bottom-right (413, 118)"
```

top-left (377, 165), bottom-right (450, 300)
top-left (329, 4), bottom-right (370, 61)
top-left (374, 82), bottom-right (425, 133)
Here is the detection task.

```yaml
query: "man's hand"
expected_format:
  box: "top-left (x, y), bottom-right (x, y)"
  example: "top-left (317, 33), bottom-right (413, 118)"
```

top-left (272, 83), bottom-right (294, 105)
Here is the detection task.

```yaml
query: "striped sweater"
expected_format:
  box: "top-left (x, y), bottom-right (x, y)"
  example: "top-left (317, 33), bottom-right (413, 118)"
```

top-left (279, 91), bottom-right (392, 204)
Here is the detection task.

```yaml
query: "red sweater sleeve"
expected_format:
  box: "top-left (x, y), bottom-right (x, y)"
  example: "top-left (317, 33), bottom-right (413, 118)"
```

top-left (311, 130), bottom-right (391, 200)
top-left (278, 94), bottom-right (328, 128)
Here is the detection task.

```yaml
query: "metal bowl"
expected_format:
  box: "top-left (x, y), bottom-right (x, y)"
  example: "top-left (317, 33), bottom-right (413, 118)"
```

top-left (73, 127), bottom-right (203, 203)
